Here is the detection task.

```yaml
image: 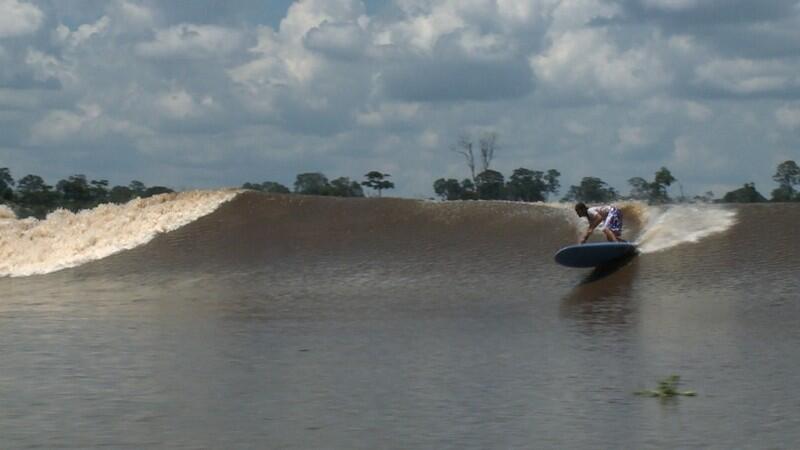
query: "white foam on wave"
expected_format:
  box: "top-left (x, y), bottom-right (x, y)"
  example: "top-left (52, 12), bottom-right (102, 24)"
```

top-left (635, 204), bottom-right (737, 253)
top-left (0, 190), bottom-right (240, 277)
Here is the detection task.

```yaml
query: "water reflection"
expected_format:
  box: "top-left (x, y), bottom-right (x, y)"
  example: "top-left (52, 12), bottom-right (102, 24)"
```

top-left (559, 258), bottom-right (639, 332)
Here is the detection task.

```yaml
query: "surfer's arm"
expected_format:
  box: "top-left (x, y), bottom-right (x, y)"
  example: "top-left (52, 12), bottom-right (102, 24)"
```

top-left (580, 221), bottom-right (598, 244)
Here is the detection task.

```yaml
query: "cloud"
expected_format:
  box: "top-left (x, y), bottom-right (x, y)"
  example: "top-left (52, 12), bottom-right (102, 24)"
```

top-left (356, 102), bottom-right (420, 127)
top-left (115, 1), bottom-right (155, 30)
top-left (29, 103), bottom-right (149, 145)
top-left (24, 49), bottom-right (76, 85)
top-left (304, 21), bottom-right (367, 59)
top-left (693, 57), bottom-right (800, 96)
top-left (606, 0), bottom-right (797, 26)
top-left (136, 24), bottom-right (244, 59)
top-left (686, 101), bottom-right (712, 121)
top-left (53, 16), bottom-right (111, 48)
top-left (381, 54), bottom-right (533, 102)
top-left (155, 89), bottom-right (216, 120)
top-left (532, 29), bottom-right (671, 102)
top-left (776, 104), bottom-right (800, 129)
top-left (0, 0), bottom-right (43, 38)
top-left (0, 0), bottom-right (798, 198)
top-left (618, 126), bottom-right (650, 148)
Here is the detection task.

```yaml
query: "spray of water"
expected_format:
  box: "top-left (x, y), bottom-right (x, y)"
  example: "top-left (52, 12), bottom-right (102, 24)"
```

top-left (635, 204), bottom-right (737, 253)
top-left (0, 190), bottom-right (240, 277)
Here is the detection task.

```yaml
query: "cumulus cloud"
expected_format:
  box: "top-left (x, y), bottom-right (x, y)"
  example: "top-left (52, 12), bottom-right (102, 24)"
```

top-left (618, 126), bottom-right (650, 148)
top-left (54, 16), bottom-right (110, 48)
top-left (693, 58), bottom-right (799, 96)
top-left (25, 49), bottom-right (75, 85)
top-left (155, 89), bottom-right (216, 120)
top-left (0, 0), bottom-right (799, 198)
top-left (29, 103), bottom-right (148, 144)
top-left (136, 24), bottom-right (244, 59)
top-left (356, 102), bottom-right (420, 127)
top-left (532, 28), bottom-right (671, 102)
top-left (0, 0), bottom-right (43, 38)
top-left (304, 21), bottom-right (368, 59)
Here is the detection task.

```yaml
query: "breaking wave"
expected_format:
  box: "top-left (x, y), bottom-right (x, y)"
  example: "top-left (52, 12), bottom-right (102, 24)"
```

top-left (0, 192), bottom-right (743, 278)
top-left (634, 204), bottom-right (737, 253)
top-left (0, 190), bottom-right (240, 277)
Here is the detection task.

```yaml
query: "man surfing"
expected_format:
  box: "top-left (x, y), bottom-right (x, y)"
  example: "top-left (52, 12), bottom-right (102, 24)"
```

top-left (574, 203), bottom-right (624, 244)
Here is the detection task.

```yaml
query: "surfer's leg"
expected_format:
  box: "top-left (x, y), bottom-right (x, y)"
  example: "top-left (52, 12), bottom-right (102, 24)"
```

top-left (602, 227), bottom-right (618, 242)
top-left (605, 209), bottom-right (623, 241)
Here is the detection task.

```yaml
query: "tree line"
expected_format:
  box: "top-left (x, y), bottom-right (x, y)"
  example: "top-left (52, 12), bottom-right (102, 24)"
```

top-left (0, 168), bottom-right (174, 219)
top-left (432, 161), bottom-right (800, 204)
top-left (433, 132), bottom-right (800, 204)
top-left (0, 168), bottom-right (398, 219)
top-left (243, 171), bottom-right (395, 198)
top-left (1, 150), bottom-right (796, 219)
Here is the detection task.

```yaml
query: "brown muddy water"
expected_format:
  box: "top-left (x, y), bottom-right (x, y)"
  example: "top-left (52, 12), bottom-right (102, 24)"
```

top-left (0, 192), bottom-right (798, 449)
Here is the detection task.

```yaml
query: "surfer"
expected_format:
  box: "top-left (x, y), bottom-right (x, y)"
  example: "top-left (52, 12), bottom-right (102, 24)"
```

top-left (574, 203), bottom-right (624, 244)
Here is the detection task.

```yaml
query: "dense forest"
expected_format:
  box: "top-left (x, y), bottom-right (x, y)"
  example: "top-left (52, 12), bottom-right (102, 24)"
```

top-left (430, 161), bottom-right (799, 204)
top-left (0, 158), bottom-right (797, 219)
top-left (0, 169), bottom-right (174, 219)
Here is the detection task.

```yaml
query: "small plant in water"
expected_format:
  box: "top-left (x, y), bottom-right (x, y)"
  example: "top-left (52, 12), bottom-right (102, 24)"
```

top-left (635, 375), bottom-right (696, 398)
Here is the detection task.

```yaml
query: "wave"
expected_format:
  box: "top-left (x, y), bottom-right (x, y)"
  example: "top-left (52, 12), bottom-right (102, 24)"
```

top-left (0, 190), bottom-right (240, 277)
top-left (0, 192), bottom-right (742, 278)
top-left (633, 204), bottom-right (737, 253)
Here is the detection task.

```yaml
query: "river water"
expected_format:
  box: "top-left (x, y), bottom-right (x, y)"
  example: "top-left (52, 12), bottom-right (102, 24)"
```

top-left (1, 192), bottom-right (798, 448)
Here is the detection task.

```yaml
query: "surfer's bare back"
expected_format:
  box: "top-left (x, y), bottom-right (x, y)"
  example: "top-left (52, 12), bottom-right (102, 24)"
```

top-left (574, 203), bottom-right (624, 244)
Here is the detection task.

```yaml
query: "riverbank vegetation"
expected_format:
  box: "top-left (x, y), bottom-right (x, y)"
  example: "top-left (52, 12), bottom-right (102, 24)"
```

top-left (635, 375), bottom-right (697, 398)
top-left (0, 169), bottom-right (173, 219)
top-left (0, 155), bottom-right (796, 218)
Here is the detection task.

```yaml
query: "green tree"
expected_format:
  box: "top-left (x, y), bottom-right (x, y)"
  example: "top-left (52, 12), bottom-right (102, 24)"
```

top-left (771, 185), bottom-right (796, 202)
top-left (627, 177), bottom-right (651, 201)
top-left (129, 180), bottom-right (147, 197)
top-left (460, 178), bottom-right (477, 199)
top-left (142, 186), bottom-right (174, 198)
top-left (693, 191), bottom-right (715, 203)
top-left (506, 168), bottom-right (561, 202)
top-left (361, 171), bottom-right (395, 197)
top-left (0, 167), bottom-right (14, 202)
top-left (90, 179), bottom-right (109, 204)
top-left (109, 185), bottom-right (135, 204)
top-left (563, 177), bottom-right (618, 203)
top-left (545, 169), bottom-right (561, 198)
top-left (475, 169), bottom-right (505, 200)
top-left (243, 181), bottom-right (291, 194)
top-left (652, 167), bottom-right (676, 203)
top-left (57, 174), bottom-right (93, 211)
top-left (16, 174), bottom-right (58, 217)
top-left (433, 178), bottom-right (464, 200)
top-left (260, 181), bottom-right (290, 194)
top-left (507, 168), bottom-right (543, 202)
top-left (722, 182), bottom-right (767, 203)
top-left (627, 167), bottom-right (677, 203)
top-left (771, 160), bottom-right (799, 201)
top-left (329, 177), bottom-right (364, 197)
top-left (295, 172), bottom-right (330, 195)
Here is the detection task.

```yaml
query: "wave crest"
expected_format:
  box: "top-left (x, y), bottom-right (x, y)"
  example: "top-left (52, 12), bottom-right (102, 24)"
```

top-left (0, 190), bottom-right (240, 277)
top-left (635, 204), bottom-right (737, 253)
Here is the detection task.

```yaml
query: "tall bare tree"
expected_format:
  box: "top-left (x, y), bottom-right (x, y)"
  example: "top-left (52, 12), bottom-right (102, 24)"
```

top-left (479, 132), bottom-right (498, 174)
top-left (451, 131), bottom-right (498, 183)
top-left (451, 134), bottom-right (476, 183)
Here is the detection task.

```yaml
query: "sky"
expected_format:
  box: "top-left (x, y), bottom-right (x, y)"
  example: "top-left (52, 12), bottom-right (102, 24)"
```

top-left (0, 0), bottom-right (798, 198)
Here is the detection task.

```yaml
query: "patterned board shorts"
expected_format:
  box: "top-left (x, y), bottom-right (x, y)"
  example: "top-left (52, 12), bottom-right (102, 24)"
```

top-left (603, 208), bottom-right (623, 236)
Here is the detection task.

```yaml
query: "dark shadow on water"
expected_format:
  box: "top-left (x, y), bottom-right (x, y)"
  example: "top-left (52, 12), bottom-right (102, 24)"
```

top-left (559, 255), bottom-right (640, 332)
top-left (579, 252), bottom-right (639, 285)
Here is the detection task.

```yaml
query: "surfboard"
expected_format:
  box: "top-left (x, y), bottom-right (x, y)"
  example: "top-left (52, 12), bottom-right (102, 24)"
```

top-left (554, 242), bottom-right (637, 268)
